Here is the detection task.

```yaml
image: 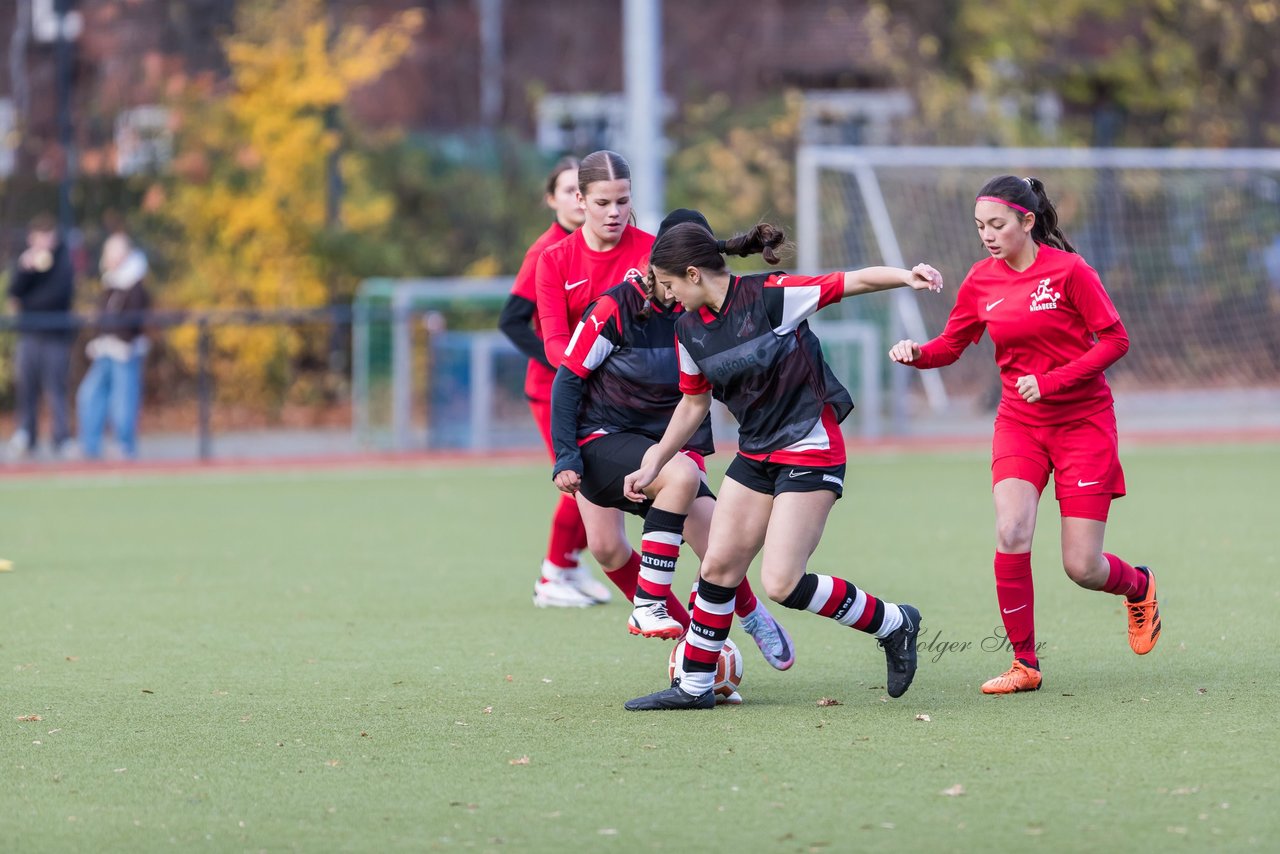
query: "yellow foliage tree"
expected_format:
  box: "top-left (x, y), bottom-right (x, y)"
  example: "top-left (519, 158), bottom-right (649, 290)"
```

top-left (162, 0), bottom-right (421, 411)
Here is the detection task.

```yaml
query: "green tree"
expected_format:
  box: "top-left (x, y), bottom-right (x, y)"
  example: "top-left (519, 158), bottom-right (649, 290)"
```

top-left (864, 0), bottom-right (1280, 146)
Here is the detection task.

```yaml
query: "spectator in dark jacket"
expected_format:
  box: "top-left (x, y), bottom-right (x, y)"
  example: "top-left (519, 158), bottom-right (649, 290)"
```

top-left (76, 233), bottom-right (151, 460)
top-left (7, 214), bottom-right (75, 458)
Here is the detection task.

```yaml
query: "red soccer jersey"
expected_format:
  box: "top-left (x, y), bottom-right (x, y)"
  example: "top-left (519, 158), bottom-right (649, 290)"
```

top-left (678, 271), bottom-right (848, 465)
top-left (511, 222), bottom-right (573, 400)
top-left (914, 245), bottom-right (1126, 426)
top-left (534, 225), bottom-right (654, 368)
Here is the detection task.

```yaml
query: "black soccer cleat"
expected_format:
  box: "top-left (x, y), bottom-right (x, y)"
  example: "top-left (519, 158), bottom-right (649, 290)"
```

top-left (877, 604), bottom-right (920, 698)
top-left (623, 678), bottom-right (716, 711)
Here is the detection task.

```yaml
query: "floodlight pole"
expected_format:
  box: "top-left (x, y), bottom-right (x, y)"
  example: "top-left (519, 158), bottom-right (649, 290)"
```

top-left (623, 0), bottom-right (663, 233)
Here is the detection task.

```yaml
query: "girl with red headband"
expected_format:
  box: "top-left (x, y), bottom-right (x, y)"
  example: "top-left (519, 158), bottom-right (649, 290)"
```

top-left (889, 175), bottom-right (1161, 695)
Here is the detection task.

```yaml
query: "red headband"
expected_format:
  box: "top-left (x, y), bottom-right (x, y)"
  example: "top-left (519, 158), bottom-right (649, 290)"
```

top-left (976, 195), bottom-right (1033, 216)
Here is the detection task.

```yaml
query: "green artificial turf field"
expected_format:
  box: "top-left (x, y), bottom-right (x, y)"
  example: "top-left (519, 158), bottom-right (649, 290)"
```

top-left (3, 443), bottom-right (1278, 852)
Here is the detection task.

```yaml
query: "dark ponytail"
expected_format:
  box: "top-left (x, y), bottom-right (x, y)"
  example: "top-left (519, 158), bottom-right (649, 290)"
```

top-left (976, 175), bottom-right (1076, 254)
top-left (650, 221), bottom-right (791, 276)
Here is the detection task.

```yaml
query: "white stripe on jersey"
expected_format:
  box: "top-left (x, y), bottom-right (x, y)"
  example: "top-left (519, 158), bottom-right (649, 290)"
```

top-left (778, 412), bottom-right (833, 454)
top-left (581, 335), bottom-right (616, 372)
top-left (565, 320), bottom-right (586, 355)
top-left (806, 574), bottom-right (835, 614)
top-left (677, 341), bottom-right (702, 376)
top-left (774, 283), bottom-right (824, 335)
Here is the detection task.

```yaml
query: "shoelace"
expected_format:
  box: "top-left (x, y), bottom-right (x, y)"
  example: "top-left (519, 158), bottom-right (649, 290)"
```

top-left (1126, 600), bottom-right (1149, 628)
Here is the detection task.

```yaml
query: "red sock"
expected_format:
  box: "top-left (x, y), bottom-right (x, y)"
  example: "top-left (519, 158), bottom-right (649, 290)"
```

top-left (994, 551), bottom-right (1038, 668)
top-left (543, 494), bottom-right (585, 578)
top-left (734, 580), bottom-right (759, 618)
top-left (608, 551), bottom-right (689, 629)
top-left (1101, 553), bottom-right (1148, 601)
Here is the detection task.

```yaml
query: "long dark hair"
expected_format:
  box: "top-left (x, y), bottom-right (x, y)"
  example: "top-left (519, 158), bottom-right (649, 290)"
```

top-left (976, 175), bottom-right (1076, 253)
top-left (649, 222), bottom-right (789, 277)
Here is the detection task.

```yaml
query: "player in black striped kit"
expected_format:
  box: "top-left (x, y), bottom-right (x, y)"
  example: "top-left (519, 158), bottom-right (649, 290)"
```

top-left (622, 221), bottom-right (944, 710)
top-left (550, 210), bottom-right (795, 674)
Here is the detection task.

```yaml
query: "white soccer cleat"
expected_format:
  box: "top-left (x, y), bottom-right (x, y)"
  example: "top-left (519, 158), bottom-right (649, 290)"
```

top-left (533, 576), bottom-right (596, 608)
top-left (559, 564), bottom-right (612, 604)
top-left (716, 690), bottom-right (743, 706)
top-left (627, 601), bottom-right (683, 639)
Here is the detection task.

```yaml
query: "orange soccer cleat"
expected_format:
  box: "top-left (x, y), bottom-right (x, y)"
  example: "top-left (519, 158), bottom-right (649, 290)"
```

top-left (981, 659), bottom-right (1043, 695)
top-left (1126, 566), bottom-right (1161, 655)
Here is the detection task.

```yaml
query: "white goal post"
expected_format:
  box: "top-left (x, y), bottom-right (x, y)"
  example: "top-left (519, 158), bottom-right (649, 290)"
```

top-left (797, 145), bottom-right (1280, 433)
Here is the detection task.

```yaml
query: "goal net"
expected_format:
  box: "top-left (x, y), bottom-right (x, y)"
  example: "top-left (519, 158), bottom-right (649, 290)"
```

top-left (798, 146), bottom-right (1280, 435)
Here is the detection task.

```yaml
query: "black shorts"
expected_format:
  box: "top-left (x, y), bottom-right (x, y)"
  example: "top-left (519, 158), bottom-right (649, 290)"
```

top-left (578, 431), bottom-right (714, 518)
top-left (724, 454), bottom-right (846, 499)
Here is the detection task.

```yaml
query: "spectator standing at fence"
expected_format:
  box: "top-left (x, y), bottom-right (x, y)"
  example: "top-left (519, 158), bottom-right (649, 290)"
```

top-left (6, 213), bottom-right (75, 460)
top-left (76, 233), bottom-right (151, 461)
top-left (889, 175), bottom-right (1161, 695)
top-left (499, 156), bottom-right (593, 606)
top-left (529, 149), bottom-right (654, 609)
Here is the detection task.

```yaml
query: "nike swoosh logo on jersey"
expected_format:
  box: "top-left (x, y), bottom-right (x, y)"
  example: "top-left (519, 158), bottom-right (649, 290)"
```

top-left (1002, 604), bottom-right (1027, 614)
top-left (986, 298), bottom-right (1006, 311)
top-left (788, 469), bottom-right (812, 478)
top-left (565, 278), bottom-right (588, 290)
top-left (1077, 479), bottom-right (1101, 487)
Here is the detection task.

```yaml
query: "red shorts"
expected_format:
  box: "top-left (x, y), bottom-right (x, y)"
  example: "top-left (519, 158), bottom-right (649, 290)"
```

top-left (992, 407), bottom-right (1126, 511)
top-left (528, 398), bottom-right (555, 463)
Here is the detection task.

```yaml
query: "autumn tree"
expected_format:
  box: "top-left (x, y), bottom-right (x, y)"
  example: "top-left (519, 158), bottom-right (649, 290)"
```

top-left (160, 0), bottom-right (421, 408)
top-left (863, 0), bottom-right (1280, 146)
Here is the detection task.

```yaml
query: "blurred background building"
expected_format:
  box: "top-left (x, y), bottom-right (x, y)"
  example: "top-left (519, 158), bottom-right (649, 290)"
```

top-left (2, 0), bottom-right (1279, 461)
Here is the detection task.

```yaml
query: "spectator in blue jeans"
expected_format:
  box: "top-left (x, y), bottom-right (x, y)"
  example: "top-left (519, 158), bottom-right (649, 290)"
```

top-left (7, 213), bottom-right (76, 459)
top-left (77, 233), bottom-right (151, 460)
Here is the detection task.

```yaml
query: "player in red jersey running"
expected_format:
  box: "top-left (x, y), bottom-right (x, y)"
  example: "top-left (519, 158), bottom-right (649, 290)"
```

top-left (499, 156), bottom-right (595, 609)
top-left (551, 209), bottom-right (796, 677)
top-left (621, 221), bottom-right (943, 710)
top-left (889, 175), bottom-right (1162, 695)
top-left (532, 150), bottom-right (654, 611)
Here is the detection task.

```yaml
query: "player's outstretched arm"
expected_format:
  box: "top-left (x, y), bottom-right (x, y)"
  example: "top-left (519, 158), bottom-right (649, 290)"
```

top-left (623, 392), bottom-right (711, 502)
top-left (843, 263), bottom-right (943, 298)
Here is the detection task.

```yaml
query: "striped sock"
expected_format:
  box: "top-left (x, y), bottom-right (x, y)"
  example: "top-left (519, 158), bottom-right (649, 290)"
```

top-left (680, 577), bottom-right (736, 695)
top-left (780, 573), bottom-right (903, 638)
top-left (635, 508), bottom-right (685, 606)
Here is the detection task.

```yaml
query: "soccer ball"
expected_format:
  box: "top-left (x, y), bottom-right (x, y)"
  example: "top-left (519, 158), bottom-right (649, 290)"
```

top-left (668, 637), bottom-right (744, 705)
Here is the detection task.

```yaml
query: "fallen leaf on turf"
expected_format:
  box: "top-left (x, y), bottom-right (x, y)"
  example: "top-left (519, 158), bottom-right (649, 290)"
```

top-left (509, 756), bottom-right (530, 766)
top-left (817, 698), bottom-right (841, 707)
top-left (47, 729), bottom-right (61, 734)
top-left (541, 678), bottom-right (552, 683)
top-left (1196, 688), bottom-right (1207, 695)
top-left (505, 675), bottom-right (513, 682)
top-left (325, 759), bottom-right (341, 767)
top-left (940, 784), bottom-right (965, 797)
top-left (483, 706), bottom-right (493, 714)
top-left (360, 731), bottom-right (369, 737)
top-left (65, 656), bottom-right (78, 662)
top-left (16, 715), bottom-right (42, 722)
top-left (114, 768), bottom-right (127, 773)
top-left (915, 714), bottom-right (931, 722)
top-left (141, 689), bottom-right (154, 694)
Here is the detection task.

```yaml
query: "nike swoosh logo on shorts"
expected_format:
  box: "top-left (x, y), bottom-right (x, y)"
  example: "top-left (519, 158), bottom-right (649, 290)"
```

top-left (788, 470), bottom-right (812, 478)
top-left (986, 298), bottom-right (1006, 311)
top-left (1077, 479), bottom-right (1101, 487)
top-left (565, 278), bottom-right (588, 290)
top-left (1002, 604), bottom-right (1027, 614)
